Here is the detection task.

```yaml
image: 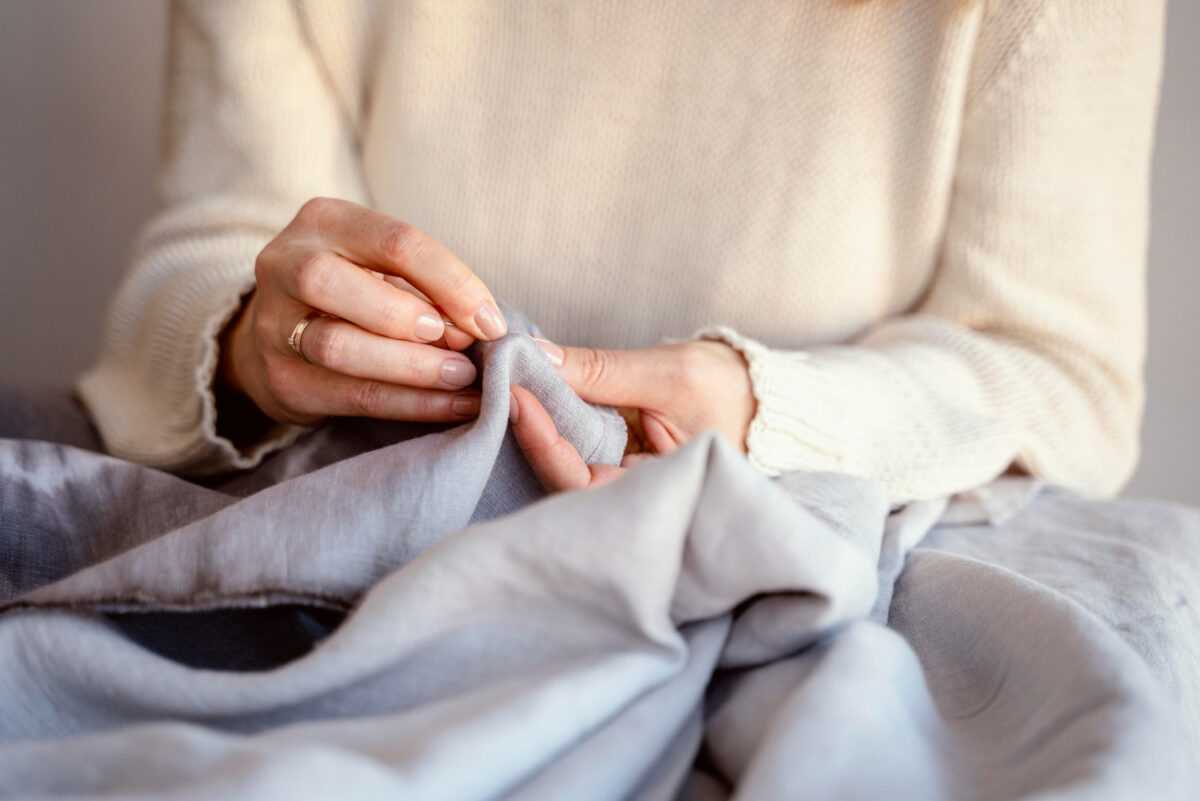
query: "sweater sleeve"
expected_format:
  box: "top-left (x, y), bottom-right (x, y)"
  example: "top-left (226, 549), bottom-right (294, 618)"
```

top-left (76, 0), bottom-right (376, 475)
top-left (699, 0), bottom-right (1165, 503)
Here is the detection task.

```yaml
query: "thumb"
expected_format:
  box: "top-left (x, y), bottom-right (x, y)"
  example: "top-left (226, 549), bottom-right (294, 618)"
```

top-left (555, 345), bottom-right (668, 409)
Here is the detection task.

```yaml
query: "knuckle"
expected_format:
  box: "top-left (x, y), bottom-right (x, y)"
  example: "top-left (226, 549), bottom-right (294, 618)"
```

top-left (373, 298), bottom-right (410, 338)
top-left (403, 349), bottom-right (437, 383)
top-left (442, 266), bottom-right (476, 298)
top-left (296, 197), bottom-right (338, 230)
top-left (255, 239), bottom-right (300, 287)
top-left (253, 249), bottom-right (273, 285)
top-left (577, 348), bottom-right (611, 389)
top-left (522, 433), bottom-right (559, 461)
top-left (261, 359), bottom-right (292, 401)
top-left (292, 251), bottom-right (339, 303)
top-left (380, 222), bottom-right (424, 267)
top-left (352, 380), bottom-right (391, 417)
top-left (412, 391), bottom-right (441, 418)
top-left (309, 324), bottom-right (351, 368)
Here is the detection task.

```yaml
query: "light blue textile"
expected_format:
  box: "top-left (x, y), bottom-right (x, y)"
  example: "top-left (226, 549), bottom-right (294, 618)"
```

top-left (1, 321), bottom-right (1198, 799)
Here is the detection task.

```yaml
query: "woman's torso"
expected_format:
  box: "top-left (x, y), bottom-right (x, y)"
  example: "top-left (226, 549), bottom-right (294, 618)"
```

top-left (360, 1), bottom-right (981, 349)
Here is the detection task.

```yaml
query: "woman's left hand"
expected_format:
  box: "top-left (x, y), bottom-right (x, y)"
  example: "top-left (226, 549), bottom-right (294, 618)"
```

top-left (510, 340), bottom-right (755, 492)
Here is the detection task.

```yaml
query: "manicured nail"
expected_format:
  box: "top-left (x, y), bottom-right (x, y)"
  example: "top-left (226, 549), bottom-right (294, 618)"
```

top-left (452, 393), bottom-right (480, 417)
top-left (414, 313), bottom-right (444, 342)
top-left (532, 337), bottom-right (564, 366)
top-left (474, 301), bottom-right (508, 340)
top-left (508, 389), bottom-right (520, 424)
top-left (441, 358), bottom-right (477, 389)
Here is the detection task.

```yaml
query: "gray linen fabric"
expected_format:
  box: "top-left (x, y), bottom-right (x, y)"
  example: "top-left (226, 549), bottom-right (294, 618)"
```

top-left (1, 317), bottom-right (1199, 799)
top-left (1, 325), bottom-right (625, 613)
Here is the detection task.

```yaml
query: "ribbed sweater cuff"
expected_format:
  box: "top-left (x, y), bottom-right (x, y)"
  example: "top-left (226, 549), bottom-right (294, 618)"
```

top-left (192, 279), bottom-right (309, 473)
top-left (695, 326), bottom-right (851, 479)
top-left (693, 325), bottom-right (1028, 503)
top-left (78, 263), bottom-right (307, 476)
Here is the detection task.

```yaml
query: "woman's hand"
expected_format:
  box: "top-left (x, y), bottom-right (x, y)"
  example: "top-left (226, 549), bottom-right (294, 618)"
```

top-left (508, 386), bottom-right (638, 492)
top-left (550, 339), bottom-right (755, 455)
top-left (510, 340), bottom-right (756, 492)
top-left (219, 198), bottom-right (508, 427)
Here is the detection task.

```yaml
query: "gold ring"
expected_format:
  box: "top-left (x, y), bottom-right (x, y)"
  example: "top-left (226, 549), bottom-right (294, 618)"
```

top-left (288, 310), bottom-right (328, 363)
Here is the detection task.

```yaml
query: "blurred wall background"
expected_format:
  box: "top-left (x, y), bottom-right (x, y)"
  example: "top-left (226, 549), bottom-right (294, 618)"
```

top-left (1, 1), bottom-right (1196, 504)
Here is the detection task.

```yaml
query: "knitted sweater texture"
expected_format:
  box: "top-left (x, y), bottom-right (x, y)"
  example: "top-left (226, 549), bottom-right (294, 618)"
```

top-left (77, 0), bottom-right (1165, 502)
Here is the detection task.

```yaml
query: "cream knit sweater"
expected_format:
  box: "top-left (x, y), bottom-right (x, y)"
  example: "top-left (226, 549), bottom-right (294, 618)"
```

top-left (78, 0), bottom-right (1164, 502)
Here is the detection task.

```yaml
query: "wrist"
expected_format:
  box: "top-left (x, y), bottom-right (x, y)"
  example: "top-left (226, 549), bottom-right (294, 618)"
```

top-left (214, 290), bottom-right (277, 447)
top-left (217, 290), bottom-right (257, 398)
top-left (711, 341), bottom-right (756, 451)
top-left (681, 339), bottom-right (755, 453)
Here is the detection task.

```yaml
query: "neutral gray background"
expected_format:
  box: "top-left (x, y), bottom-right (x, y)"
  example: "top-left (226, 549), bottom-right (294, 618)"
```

top-left (1, 1), bottom-right (1196, 504)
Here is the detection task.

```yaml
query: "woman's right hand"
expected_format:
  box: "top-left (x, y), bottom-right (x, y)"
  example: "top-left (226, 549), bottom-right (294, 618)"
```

top-left (218, 197), bottom-right (508, 427)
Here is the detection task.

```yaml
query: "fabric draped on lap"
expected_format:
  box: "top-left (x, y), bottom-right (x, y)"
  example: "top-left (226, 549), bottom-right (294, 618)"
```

top-left (0, 384), bottom-right (102, 453)
top-left (0, 311), bottom-right (625, 613)
top-left (0, 308), bottom-right (625, 670)
top-left (1, 313), bottom-right (1198, 799)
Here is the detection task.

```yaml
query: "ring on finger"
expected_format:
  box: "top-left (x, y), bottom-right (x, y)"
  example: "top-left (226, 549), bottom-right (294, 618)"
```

top-left (288, 310), bottom-right (331, 363)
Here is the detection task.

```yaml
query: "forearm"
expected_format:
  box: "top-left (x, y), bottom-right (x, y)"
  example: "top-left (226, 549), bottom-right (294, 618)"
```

top-left (77, 0), bottom-right (372, 475)
top-left (704, 0), bottom-right (1163, 503)
top-left (701, 315), bottom-right (1140, 503)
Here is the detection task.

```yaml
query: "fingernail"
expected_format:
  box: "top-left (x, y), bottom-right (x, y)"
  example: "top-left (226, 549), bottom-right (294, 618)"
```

top-left (508, 389), bottom-right (520, 424)
top-left (452, 393), bottom-right (480, 417)
top-left (441, 358), bottom-right (477, 389)
top-left (532, 337), bottom-right (564, 366)
top-left (474, 301), bottom-right (508, 340)
top-left (414, 313), bottom-right (444, 342)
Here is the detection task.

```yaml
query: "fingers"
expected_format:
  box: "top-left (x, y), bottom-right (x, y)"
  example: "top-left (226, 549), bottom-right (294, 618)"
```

top-left (508, 386), bottom-right (594, 493)
top-left (509, 387), bottom-right (631, 493)
top-left (553, 344), bottom-right (673, 409)
top-left (373, 276), bottom-right (475, 350)
top-left (283, 364), bottom-right (481, 423)
top-left (235, 198), bottom-right (500, 429)
top-left (640, 413), bottom-right (679, 454)
top-left (617, 406), bottom-right (681, 456)
top-left (430, 305), bottom-right (477, 351)
top-left (547, 342), bottom-right (714, 455)
top-left (586, 464), bottom-right (628, 489)
top-left (272, 247), bottom-right (448, 343)
top-left (442, 326), bottom-right (476, 351)
top-left (294, 316), bottom-right (477, 390)
top-left (292, 198), bottom-right (507, 341)
top-left (620, 453), bottom-right (655, 468)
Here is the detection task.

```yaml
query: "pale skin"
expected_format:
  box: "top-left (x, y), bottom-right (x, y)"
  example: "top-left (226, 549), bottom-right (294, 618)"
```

top-left (507, 343), bottom-right (756, 492)
top-left (219, 197), bottom-right (756, 489)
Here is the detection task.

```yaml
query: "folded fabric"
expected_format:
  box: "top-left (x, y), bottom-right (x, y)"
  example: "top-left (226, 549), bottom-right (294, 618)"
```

top-left (1, 312), bottom-right (1198, 800)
